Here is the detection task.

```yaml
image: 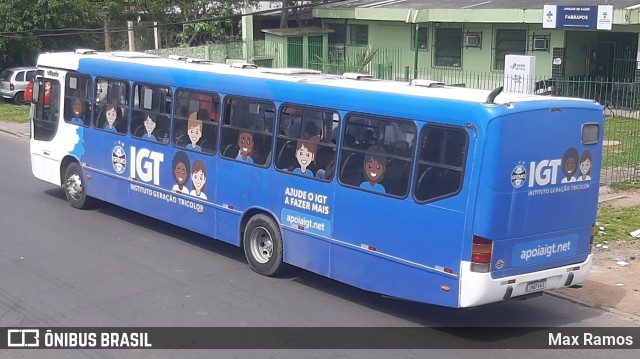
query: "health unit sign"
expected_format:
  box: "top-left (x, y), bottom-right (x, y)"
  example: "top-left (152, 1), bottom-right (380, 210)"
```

top-left (543, 4), bottom-right (613, 30)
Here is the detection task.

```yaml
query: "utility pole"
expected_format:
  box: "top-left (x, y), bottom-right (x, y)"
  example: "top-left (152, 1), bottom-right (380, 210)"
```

top-left (154, 22), bottom-right (161, 50)
top-left (104, 18), bottom-right (112, 51)
top-left (127, 21), bottom-right (135, 51)
top-left (242, 0), bottom-right (254, 62)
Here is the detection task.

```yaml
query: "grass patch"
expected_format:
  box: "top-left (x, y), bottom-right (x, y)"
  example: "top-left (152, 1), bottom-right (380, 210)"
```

top-left (0, 99), bottom-right (29, 123)
top-left (596, 204), bottom-right (640, 244)
top-left (610, 181), bottom-right (640, 191)
top-left (603, 116), bottom-right (640, 169)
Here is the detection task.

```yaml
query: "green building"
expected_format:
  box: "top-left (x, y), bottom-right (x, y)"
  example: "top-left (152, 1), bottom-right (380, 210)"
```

top-left (296, 0), bottom-right (640, 86)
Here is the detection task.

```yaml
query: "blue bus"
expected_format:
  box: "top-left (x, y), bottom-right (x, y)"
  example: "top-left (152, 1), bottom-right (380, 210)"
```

top-left (30, 49), bottom-right (603, 308)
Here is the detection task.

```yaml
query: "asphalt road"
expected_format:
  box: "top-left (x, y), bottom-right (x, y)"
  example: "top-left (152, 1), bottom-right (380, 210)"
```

top-left (0, 133), bottom-right (637, 358)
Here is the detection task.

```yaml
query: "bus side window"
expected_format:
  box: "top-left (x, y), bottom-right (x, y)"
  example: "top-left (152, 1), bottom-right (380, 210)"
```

top-left (131, 84), bottom-right (171, 144)
top-left (274, 105), bottom-right (339, 181)
top-left (94, 78), bottom-right (130, 134)
top-left (338, 114), bottom-right (416, 197)
top-left (413, 125), bottom-right (468, 203)
top-left (220, 97), bottom-right (275, 166)
top-left (172, 89), bottom-right (219, 154)
top-left (63, 74), bottom-right (92, 127)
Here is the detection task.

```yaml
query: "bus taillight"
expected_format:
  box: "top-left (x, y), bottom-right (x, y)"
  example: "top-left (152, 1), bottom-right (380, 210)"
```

top-left (471, 235), bottom-right (493, 273)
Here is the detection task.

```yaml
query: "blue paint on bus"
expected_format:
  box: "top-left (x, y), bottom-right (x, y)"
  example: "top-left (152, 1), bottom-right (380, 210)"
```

top-left (30, 53), bottom-right (603, 308)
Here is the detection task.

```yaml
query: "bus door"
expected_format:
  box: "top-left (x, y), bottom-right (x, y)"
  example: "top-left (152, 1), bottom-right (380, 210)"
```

top-left (30, 69), bottom-right (65, 185)
top-left (272, 106), bottom-right (339, 274)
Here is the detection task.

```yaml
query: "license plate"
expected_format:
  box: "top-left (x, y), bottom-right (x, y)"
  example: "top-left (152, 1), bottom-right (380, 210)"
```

top-left (526, 279), bottom-right (547, 292)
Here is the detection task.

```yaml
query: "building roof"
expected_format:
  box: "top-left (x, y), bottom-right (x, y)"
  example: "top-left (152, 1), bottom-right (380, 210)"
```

top-left (319, 0), bottom-right (638, 11)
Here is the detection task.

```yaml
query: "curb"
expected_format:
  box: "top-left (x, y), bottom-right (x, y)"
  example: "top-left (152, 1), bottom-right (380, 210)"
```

top-left (547, 290), bottom-right (640, 324)
top-left (0, 122), bottom-right (29, 139)
top-left (0, 128), bottom-right (29, 139)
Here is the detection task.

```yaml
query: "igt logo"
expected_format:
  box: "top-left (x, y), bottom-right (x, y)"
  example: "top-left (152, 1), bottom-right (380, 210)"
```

top-left (130, 146), bottom-right (164, 185)
top-left (528, 159), bottom-right (561, 187)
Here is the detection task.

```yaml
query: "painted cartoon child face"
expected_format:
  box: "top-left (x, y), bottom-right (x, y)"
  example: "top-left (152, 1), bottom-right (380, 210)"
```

top-left (580, 158), bottom-right (591, 176)
top-left (144, 115), bottom-right (156, 136)
top-left (192, 169), bottom-right (206, 193)
top-left (72, 98), bottom-right (83, 116)
top-left (238, 132), bottom-right (254, 156)
top-left (174, 162), bottom-right (188, 186)
top-left (296, 144), bottom-right (314, 171)
top-left (364, 156), bottom-right (385, 183)
top-left (564, 157), bottom-right (577, 178)
top-left (188, 124), bottom-right (202, 146)
top-left (106, 106), bottom-right (117, 127)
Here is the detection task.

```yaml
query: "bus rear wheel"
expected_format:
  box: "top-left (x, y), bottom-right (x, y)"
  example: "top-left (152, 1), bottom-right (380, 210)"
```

top-left (64, 162), bottom-right (90, 209)
top-left (243, 214), bottom-right (284, 276)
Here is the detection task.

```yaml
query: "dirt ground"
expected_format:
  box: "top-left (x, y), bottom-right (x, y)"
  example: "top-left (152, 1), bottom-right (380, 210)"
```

top-left (555, 187), bottom-right (640, 320)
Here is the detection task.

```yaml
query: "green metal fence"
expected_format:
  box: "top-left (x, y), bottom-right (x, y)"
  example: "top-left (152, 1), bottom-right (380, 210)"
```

top-left (153, 41), bottom-right (640, 185)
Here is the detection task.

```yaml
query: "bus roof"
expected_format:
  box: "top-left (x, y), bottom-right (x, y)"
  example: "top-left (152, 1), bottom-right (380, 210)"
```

top-left (36, 50), bottom-right (599, 108)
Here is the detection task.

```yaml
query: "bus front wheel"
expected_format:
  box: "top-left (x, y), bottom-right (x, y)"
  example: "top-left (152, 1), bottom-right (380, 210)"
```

top-left (243, 214), bottom-right (284, 276)
top-left (64, 162), bottom-right (90, 209)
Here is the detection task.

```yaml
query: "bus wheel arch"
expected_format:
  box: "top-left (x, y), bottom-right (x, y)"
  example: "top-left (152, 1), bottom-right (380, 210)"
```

top-left (241, 211), bottom-right (285, 277)
top-left (61, 158), bottom-right (91, 209)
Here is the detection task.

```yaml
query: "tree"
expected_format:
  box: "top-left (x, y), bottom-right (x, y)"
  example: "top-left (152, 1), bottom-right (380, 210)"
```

top-left (173, 1), bottom-right (252, 46)
top-left (0, 0), bottom-right (97, 69)
top-left (279, 0), bottom-right (303, 29)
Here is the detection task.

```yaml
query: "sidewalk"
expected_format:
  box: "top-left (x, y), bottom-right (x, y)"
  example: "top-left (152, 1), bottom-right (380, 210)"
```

top-left (0, 120), bottom-right (30, 138)
top-left (1, 119), bottom-right (638, 322)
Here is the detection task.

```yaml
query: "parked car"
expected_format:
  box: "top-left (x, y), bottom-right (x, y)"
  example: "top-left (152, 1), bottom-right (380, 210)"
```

top-left (24, 81), bottom-right (34, 103)
top-left (1, 67), bottom-right (37, 105)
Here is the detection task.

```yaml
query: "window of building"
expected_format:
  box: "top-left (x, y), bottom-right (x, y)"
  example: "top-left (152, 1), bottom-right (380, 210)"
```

top-left (494, 29), bottom-right (527, 70)
top-left (411, 25), bottom-right (428, 50)
top-left (434, 27), bottom-right (463, 67)
top-left (131, 84), bottom-right (172, 144)
top-left (173, 90), bottom-right (220, 154)
top-left (64, 73), bottom-right (93, 127)
top-left (349, 24), bottom-right (368, 46)
top-left (220, 97), bottom-right (275, 166)
top-left (94, 78), bottom-right (130, 134)
top-left (338, 114), bottom-right (416, 197)
top-left (413, 125), bottom-right (468, 203)
top-left (275, 105), bottom-right (339, 181)
top-left (327, 23), bottom-right (347, 45)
